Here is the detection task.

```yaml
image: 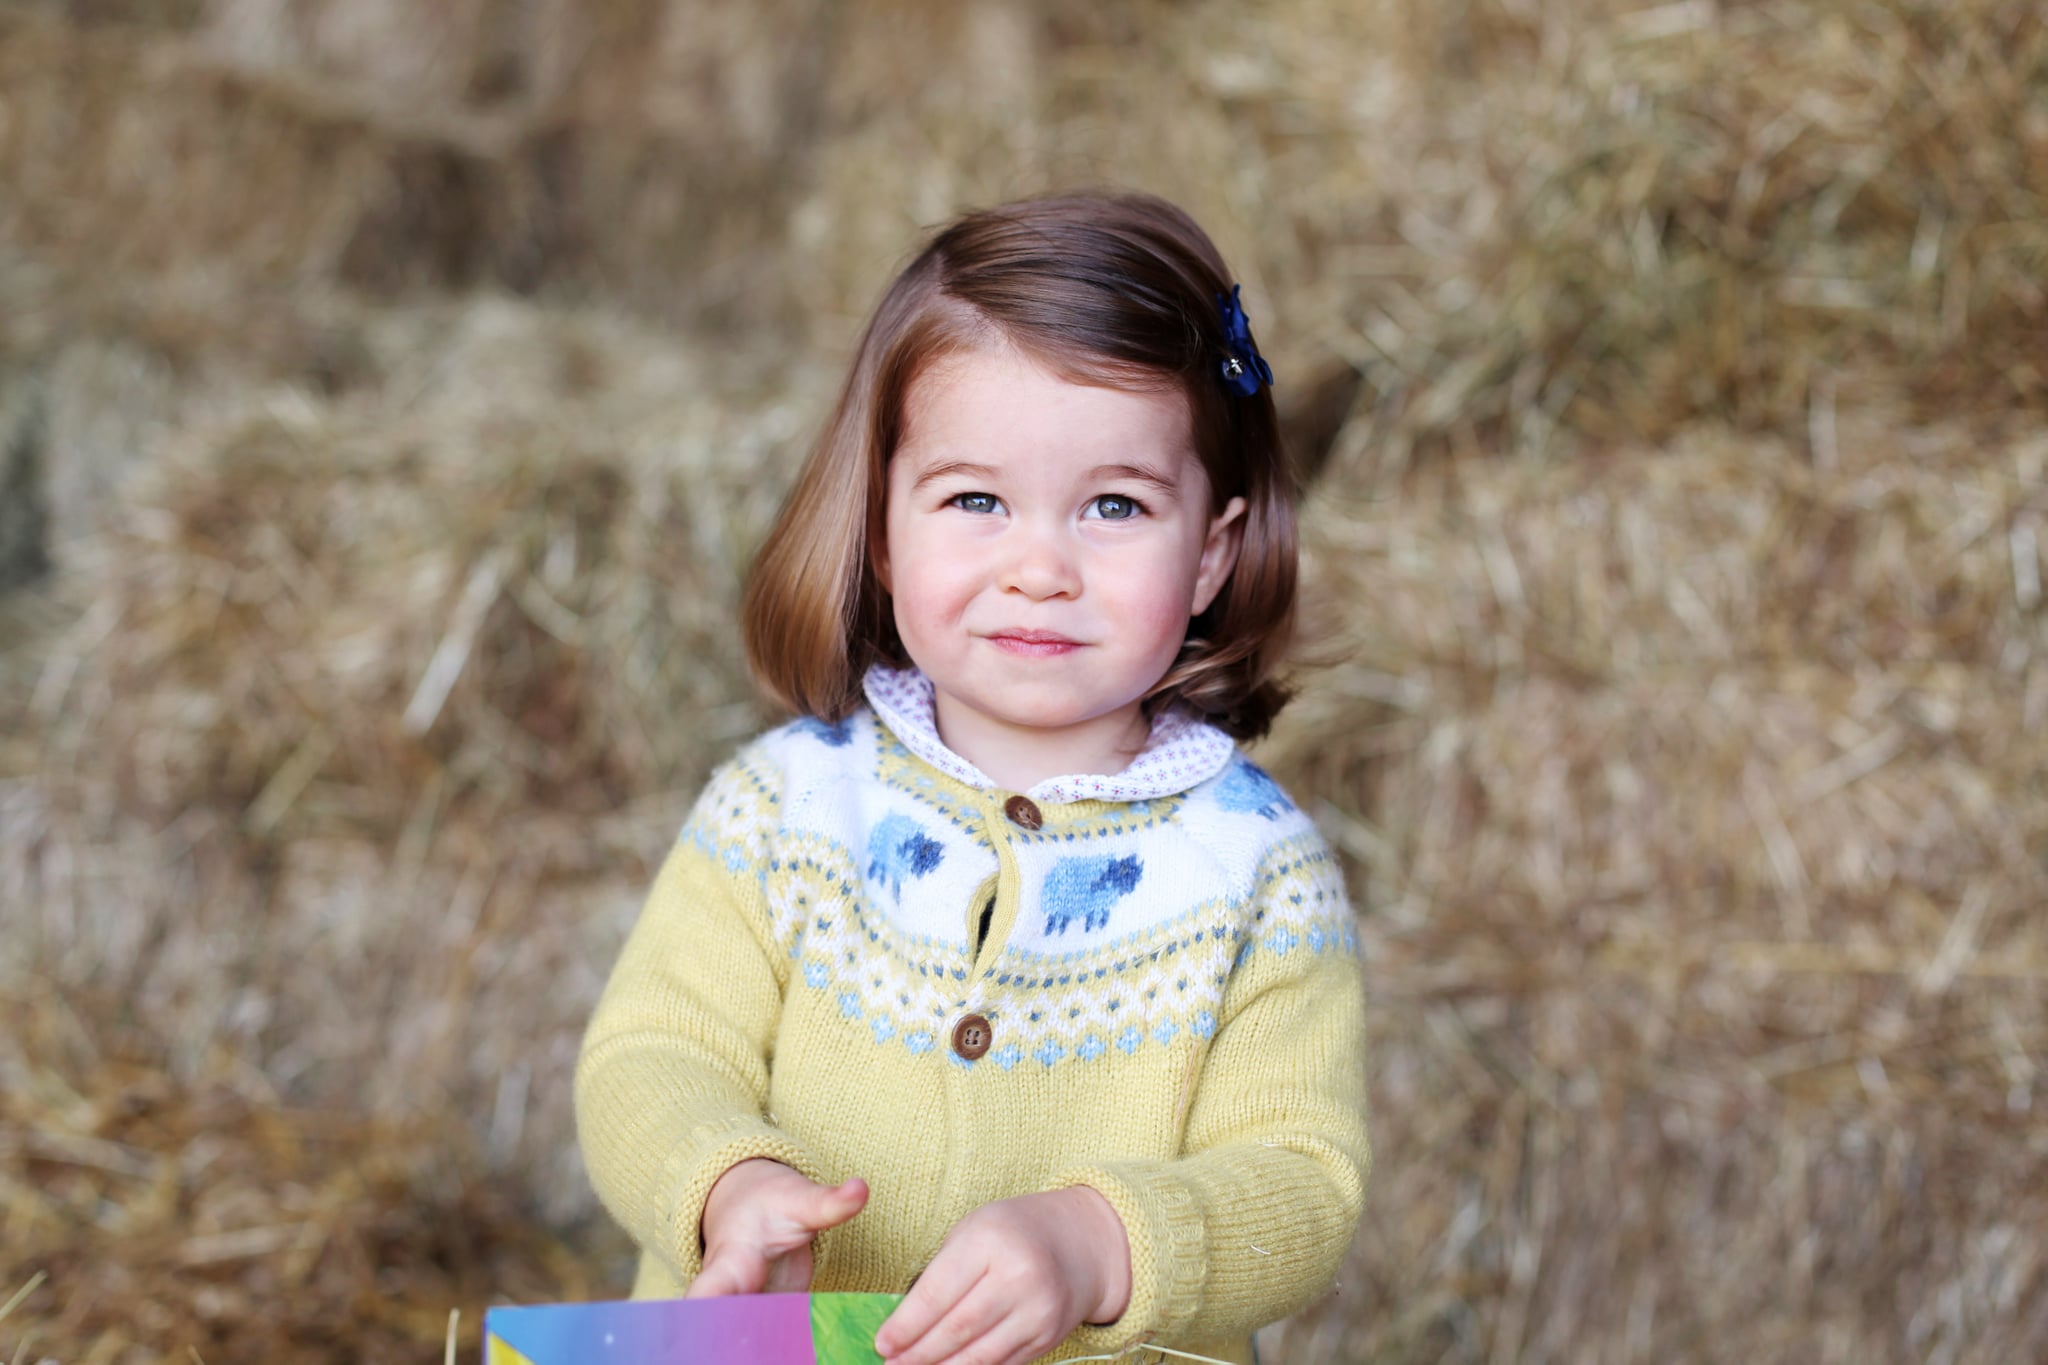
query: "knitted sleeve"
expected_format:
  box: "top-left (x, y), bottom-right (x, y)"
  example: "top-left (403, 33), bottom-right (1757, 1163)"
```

top-left (1046, 832), bottom-right (1371, 1353)
top-left (574, 743), bottom-right (833, 1287)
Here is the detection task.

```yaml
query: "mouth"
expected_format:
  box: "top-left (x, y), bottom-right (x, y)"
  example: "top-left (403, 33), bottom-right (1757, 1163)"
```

top-left (985, 629), bottom-right (1084, 657)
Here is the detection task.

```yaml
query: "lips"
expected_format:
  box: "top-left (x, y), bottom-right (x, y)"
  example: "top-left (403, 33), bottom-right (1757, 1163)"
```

top-left (985, 628), bottom-right (1084, 657)
top-left (991, 629), bottom-right (1080, 645)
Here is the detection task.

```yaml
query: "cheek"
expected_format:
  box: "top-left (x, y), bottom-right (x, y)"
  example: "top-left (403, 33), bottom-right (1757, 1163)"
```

top-left (1157, 538), bottom-right (1212, 611)
top-left (1112, 558), bottom-right (1206, 645)
top-left (887, 530), bottom-right (976, 620)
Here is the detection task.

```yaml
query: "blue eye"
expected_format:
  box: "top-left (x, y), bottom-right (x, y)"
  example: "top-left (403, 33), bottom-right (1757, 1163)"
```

top-left (952, 492), bottom-right (1001, 514)
top-left (1088, 495), bottom-right (1141, 521)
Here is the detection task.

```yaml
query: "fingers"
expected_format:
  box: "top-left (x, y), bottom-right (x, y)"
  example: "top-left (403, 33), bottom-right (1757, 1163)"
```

top-left (762, 1241), bottom-right (816, 1294)
top-left (875, 1263), bottom-right (989, 1362)
top-left (692, 1240), bottom-right (820, 1298)
top-left (693, 1239), bottom-right (820, 1298)
top-left (879, 1274), bottom-right (1058, 1365)
top-left (686, 1245), bottom-right (766, 1298)
top-left (877, 1193), bottom-right (1103, 1364)
top-left (936, 1310), bottom-right (1055, 1365)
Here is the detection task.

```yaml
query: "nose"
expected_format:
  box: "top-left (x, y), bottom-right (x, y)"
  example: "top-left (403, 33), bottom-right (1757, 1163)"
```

top-left (1000, 519), bottom-right (1081, 600)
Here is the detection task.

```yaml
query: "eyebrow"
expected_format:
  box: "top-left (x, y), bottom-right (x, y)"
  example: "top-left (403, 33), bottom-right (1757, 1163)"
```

top-left (910, 461), bottom-right (1000, 491)
top-left (1087, 462), bottom-right (1182, 496)
top-left (908, 460), bottom-right (1185, 496)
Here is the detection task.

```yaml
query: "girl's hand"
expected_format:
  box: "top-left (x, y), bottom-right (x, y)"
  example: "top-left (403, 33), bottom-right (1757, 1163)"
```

top-left (874, 1186), bottom-right (1132, 1365)
top-left (688, 1159), bottom-right (869, 1298)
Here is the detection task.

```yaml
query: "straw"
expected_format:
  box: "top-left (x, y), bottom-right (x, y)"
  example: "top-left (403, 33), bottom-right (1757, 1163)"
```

top-left (3, 0), bottom-right (2043, 1360)
top-left (0, 1275), bottom-right (45, 1330)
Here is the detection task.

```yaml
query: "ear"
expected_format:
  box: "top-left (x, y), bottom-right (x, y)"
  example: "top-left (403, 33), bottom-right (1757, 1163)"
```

top-left (1190, 495), bottom-right (1247, 616)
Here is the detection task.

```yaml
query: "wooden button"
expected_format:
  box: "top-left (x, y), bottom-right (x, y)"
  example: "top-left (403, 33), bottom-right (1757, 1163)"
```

top-left (952, 1013), bottom-right (993, 1060)
top-left (1003, 795), bottom-right (1043, 831)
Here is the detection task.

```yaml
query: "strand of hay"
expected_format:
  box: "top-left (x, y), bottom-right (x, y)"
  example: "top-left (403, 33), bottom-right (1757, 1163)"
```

top-left (0, 1273), bottom-right (48, 1329)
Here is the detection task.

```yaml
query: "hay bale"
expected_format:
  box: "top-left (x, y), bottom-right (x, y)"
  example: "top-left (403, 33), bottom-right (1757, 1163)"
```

top-left (3, 295), bottom-right (833, 1226)
top-left (0, 7), bottom-right (825, 313)
top-left (4, 0), bottom-right (2045, 1357)
top-left (1259, 401), bottom-right (2048, 1361)
top-left (0, 983), bottom-right (608, 1364)
top-left (196, 0), bottom-right (503, 115)
top-left (1293, 391), bottom-right (2048, 685)
top-left (13, 0), bottom-right (2039, 451)
top-left (704, 0), bottom-right (2047, 475)
top-left (0, 261), bottom-right (405, 597)
top-left (189, 0), bottom-right (836, 133)
top-left (0, 10), bottom-right (413, 283)
top-left (773, 0), bottom-right (1282, 345)
top-left (1281, 0), bottom-right (2048, 481)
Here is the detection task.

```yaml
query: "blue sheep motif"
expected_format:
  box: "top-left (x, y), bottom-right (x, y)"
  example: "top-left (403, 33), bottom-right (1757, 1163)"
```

top-left (866, 812), bottom-right (944, 902)
top-left (1215, 758), bottom-right (1291, 820)
top-left (1042, 854), bottom-right (1144, 935)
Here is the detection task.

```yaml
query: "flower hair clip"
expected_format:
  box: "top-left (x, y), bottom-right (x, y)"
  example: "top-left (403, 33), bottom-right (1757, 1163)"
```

top-left (1216, 284), bottom-right (1275, 397)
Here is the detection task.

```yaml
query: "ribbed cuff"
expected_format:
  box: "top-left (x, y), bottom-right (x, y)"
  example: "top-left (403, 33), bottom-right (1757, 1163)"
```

top-left (657, 1114), bottom-right (831, 1285)
top-left (1045, 1162), bottom-right (1208, 1354)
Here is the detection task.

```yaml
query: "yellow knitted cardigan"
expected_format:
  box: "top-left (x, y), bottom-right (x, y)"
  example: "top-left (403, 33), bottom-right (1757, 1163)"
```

top-left (576, 683), bottom-right (1369, 1364)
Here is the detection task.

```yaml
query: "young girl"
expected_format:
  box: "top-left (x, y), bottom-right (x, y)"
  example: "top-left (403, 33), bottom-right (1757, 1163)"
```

top-left (576, 192), bottom-right (1369, 1365)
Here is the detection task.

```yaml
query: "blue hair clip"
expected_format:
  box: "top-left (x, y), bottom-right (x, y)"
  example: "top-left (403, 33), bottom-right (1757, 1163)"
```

top-left (1216, 284), bottom-right (1274, 397)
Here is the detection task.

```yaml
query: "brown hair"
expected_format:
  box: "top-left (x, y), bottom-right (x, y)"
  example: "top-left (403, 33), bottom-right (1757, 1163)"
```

top-left (742, 191), bottom-right (1299, 739)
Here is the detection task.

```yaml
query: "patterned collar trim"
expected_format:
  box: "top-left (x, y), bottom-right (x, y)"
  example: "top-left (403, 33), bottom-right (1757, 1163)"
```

top-left (861, 664), bottom-right (1238, 804)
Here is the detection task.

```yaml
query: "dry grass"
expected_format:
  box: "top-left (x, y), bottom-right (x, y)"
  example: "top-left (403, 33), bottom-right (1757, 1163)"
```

top-left (0, 4), bottom-right (832, 315)
top-left (2, 0), bottom-right (2045, 1360)
top-left (1, 984), bottom-right (606, 1364)
top-left (1263, 390), bottom-right (2048, 1360)
top-left (5, 297), bottom-right (832, 1245)
top-left (1261, 0), bottom-right (2048, 481)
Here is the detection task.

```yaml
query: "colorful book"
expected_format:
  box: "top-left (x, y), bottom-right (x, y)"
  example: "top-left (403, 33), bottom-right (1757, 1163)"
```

top-left (484, 1293), bottom-right (902, 1365)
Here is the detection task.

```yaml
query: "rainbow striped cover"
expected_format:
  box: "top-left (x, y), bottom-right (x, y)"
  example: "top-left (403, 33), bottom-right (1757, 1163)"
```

top-left (483, 1294), bottom-right (902, 1364)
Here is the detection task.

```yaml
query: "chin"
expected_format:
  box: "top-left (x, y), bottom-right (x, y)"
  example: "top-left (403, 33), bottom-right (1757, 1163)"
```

top-left (998, 697), bottom-right (1140, 732)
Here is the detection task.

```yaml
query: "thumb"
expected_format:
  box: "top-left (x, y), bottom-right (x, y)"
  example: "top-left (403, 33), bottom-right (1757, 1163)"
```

top-left (796, 1177), bottom-right (869, 1233)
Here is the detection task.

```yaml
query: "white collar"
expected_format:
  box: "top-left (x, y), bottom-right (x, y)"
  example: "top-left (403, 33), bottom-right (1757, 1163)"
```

top-left (861, 664), bottom-right (1237, 805)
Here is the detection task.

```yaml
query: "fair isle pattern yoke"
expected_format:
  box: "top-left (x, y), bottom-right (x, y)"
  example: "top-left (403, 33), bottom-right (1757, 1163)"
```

top-left (679, 702), bottom-right (1357, 1072)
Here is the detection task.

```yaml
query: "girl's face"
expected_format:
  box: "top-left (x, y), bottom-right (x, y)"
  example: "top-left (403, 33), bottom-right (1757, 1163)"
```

top-left (879, 344), bottom-right (1246, 781)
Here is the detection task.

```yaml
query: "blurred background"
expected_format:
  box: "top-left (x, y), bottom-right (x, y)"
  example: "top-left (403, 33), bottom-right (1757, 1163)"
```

top-left (2, 0), bottom-right (2044, 1360)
